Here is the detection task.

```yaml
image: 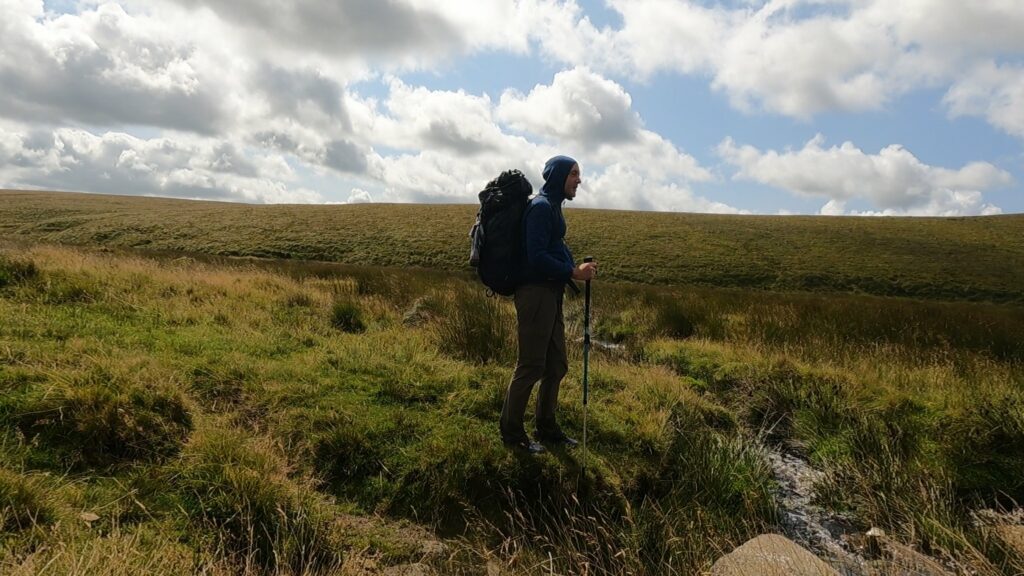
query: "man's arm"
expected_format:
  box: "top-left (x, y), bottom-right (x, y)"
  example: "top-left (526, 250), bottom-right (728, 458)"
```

top-left (524, 203), bottom-right (574, 282)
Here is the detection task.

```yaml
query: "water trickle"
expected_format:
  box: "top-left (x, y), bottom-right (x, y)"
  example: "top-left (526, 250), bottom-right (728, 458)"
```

top-left (766, 447), bottom-right (870, 576)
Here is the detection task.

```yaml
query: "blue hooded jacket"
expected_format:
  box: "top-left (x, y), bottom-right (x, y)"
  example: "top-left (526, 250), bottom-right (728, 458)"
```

top-left (520, 155), bottom-right (576, 285)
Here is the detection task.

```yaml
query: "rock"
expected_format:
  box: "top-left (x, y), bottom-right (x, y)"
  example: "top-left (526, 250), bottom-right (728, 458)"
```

top-left (420, 539), bottom-right (447, 560)
top-left (847, 525), bottom-right (955, 576)
top-left (863, 526), bottom-right (886, 556)
top-left (79, 511), bottom-right (100, 524)
top-left (382, 563), bottom-right (432, 576)
top-left (709, 534), bottom-right (840, 576)
top-left (402, 298), bottom-right (434, 327)
top-left (996, 525), bottom-right (1024, 557)
top-left (878, 540), bottom-right (953, 576)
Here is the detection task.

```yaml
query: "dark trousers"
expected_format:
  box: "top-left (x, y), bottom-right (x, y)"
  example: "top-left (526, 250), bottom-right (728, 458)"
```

top-left (499, 281), bottom-right (568, 442)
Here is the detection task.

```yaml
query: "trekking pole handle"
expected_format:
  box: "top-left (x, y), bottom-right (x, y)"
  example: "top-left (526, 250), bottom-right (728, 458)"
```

top-left (583, 256), bottom-right (593, 320)
top-left (583, 257), bottom-right (594, 284)
top-left (583, 256), bottom-right (593, 324)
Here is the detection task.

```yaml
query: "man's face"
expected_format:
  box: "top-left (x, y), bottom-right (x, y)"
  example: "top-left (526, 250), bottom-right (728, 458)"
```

top-left (564, 164), bottom-right (581, 200)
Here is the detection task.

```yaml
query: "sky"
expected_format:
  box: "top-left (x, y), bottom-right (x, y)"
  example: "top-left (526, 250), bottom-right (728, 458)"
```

top-left (1, 0), bottom-right (1022, 216)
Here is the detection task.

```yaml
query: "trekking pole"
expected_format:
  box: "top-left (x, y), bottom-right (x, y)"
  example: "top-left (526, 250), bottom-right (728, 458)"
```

top-left (582, 256), bottom-right (593, 476)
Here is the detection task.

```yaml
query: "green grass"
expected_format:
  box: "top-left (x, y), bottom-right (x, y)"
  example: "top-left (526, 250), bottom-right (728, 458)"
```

top-left (329, 298), bottom-right (366, 333)
top-left (0, 468), bottom-right (57, 533)
top-left (1, 236), bottom-right (1022, 574)
top-left (7, 364), bottom-right (193, 469)
top-left (3, 190), bottom-right (1024, 303)
top-left (169, 424), bottom-right (340, 572)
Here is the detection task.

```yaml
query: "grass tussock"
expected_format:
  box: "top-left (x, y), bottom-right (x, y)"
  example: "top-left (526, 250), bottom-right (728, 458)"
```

top-left (0, 254), bottom-right (38, 289)
top-left (9, 365), bottom-right (193, 469)
top-left (943, 390), bottom-right (1024, 503)
top-left (171, 425), bottom-right (341, 573)
top-left (3, 525), bottom-right (228, 576)
top-left (187, 355), bottom-right (258, 410)
top-left (432, 284), bottom-right (516, 365)
top-left (0, 467), bottom-right (57, 533)
top-left (329, 298), bottom-right (366, 333)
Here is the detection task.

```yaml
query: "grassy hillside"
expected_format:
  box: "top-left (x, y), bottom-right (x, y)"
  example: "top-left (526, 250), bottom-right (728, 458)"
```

top-left (2, 243), bottom-right (1023, 574)
top-left (3, 190), bottom-right (1024, 303)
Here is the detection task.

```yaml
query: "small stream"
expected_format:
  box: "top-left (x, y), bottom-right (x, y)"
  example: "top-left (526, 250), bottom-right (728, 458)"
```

top-left (766, 447), bottom-right (870, 575)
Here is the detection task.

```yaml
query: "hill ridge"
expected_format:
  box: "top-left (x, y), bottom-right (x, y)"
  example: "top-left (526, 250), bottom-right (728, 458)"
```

top-left (3, 189), bottom-right (1023, 304)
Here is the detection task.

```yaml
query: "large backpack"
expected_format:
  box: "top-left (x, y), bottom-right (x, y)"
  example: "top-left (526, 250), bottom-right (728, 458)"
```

top-left (469, 169), bottom-right (533, 296)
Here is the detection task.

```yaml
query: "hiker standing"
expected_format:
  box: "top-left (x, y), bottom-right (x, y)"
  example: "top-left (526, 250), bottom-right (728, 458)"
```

top-left (499, 155), bottom-right (598, 454)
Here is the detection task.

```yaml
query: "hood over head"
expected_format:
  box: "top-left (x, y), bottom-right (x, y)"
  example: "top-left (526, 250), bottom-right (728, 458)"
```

top-left (540, 155), bottom-right (578, 203)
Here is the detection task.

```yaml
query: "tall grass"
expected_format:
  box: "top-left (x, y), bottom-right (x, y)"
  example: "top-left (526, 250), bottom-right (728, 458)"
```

top-left (329, 298), bottom-right (366, 333)
top-left (170, 425), bottom-right (341, 573)
top-left (0, 254), bottom-right (37, 289)
top-left (0, 467), bottom-right (56, 533)
top-left (3, 527), bottom-right (226, 576)
top-left (7, 365), bottom-right (193, 469)
top-left (433, 284), bottom-right (516, 365)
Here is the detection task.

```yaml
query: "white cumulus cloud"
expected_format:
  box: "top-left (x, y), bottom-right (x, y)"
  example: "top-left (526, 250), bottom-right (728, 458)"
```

top-left (0, 125), bottom-right (321, 203)
top-left (362, 78), bottom-right (511, 155)
top-left (582, 164), bottom-right (744, 213)
top-left (350, 68), bottom-right (722, 210)
top-left (0, 1), bottom-right (233, 133)
top-left (497, 67), bottom-right (711, 183)
top-left (536, 0), bottom-right (1024, 128)
top-left (718, 134), bottom-right (1011, 216)
top-left (944, 62), bottom-right (1024, 138)
top-left (161, 0), bottom-right (459, 63)
top-left (345, 188), bottom-right (373, 204)
top-left (498, 67), bottom-right (642, 145)
top-left (0, 0), bottom-right (1017, 214)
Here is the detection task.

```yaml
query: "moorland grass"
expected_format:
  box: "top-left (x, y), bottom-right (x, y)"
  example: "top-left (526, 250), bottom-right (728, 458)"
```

top-left (0, 242), bottom-right (1022, 574)
top-left (329, 298), bottom-right (366, 333)
top-left (9, 365), bottom-right (193, 469)
top-left (433, 283), bottom-right (516, 365)
top-left (3, 190), bottom-right (1024, 304)
top-left (0, 467), bottom-right (56, 533)
top-left (0, 255), bottom-right (37, 289)
top-left (644, 337), bottom-right (1024, 572)
top-left (169, 424), bottom-right (341, 572)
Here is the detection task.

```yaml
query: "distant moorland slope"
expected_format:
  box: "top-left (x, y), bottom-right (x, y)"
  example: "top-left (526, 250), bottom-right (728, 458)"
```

top-left (2, 190), bottom-right (1023, 303)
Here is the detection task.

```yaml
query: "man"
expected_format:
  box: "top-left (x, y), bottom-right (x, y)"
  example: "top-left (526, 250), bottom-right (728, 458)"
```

top-left (499, 155), bottom-right (598, 454)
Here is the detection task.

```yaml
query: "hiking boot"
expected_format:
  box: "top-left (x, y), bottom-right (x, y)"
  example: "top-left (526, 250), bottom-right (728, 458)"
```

top-left (503, 438), bottom-right (546, 454)
top-left (536, 433), bottom-right (579, 448)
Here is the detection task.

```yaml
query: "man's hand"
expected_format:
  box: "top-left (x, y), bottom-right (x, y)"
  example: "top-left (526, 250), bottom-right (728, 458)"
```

top-left (572, 261), bottom-right (598, 281)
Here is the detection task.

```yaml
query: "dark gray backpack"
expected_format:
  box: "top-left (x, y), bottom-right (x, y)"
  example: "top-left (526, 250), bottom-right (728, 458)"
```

top-left (469, 170), bottom-right (533, 296)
